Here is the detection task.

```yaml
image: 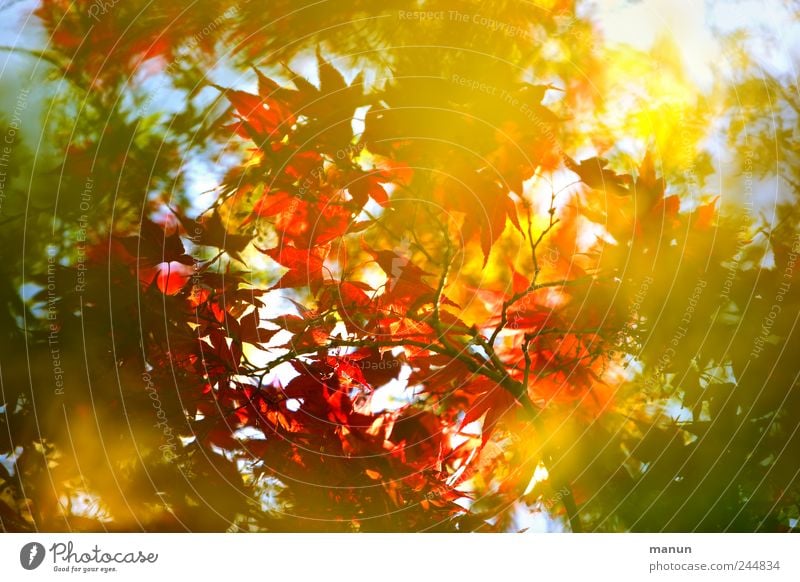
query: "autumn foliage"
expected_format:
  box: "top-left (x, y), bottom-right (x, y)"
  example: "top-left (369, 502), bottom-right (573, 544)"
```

top-left (0, 0), bottom-right (798, 532)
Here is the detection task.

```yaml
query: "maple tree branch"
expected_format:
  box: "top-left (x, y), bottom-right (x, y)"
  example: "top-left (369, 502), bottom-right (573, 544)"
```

top-left (432, 222), bottom-right (453, 324)
top-left (783, 174), bottom-right (800, 194)
top-left (0, 45), bottom-right (64, 70)
top-left (427, 221), bottom-right (476, 380)
top-left (522, 333), bottom-right (533, 389)
top-left (777, 82), bottom-right (800, 116)
top-left (255, 336), bottom-right (500, 384)
top-left (360, 207), bottom-right (436, 264)
top-left (488, 189), bottom-right (561, 348)
top-left (533, 274), bottom-right (595, 290)
top-left (250, 325), bottom-right (540, 415)
top-left (410, 204), bottom-right (439, 265)
top-left (529, 326), bottom-right (604, 340)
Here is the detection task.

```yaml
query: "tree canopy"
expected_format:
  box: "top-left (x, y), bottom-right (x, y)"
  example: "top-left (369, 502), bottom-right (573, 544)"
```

top-left (0, 0), bottom-right (798, 532)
